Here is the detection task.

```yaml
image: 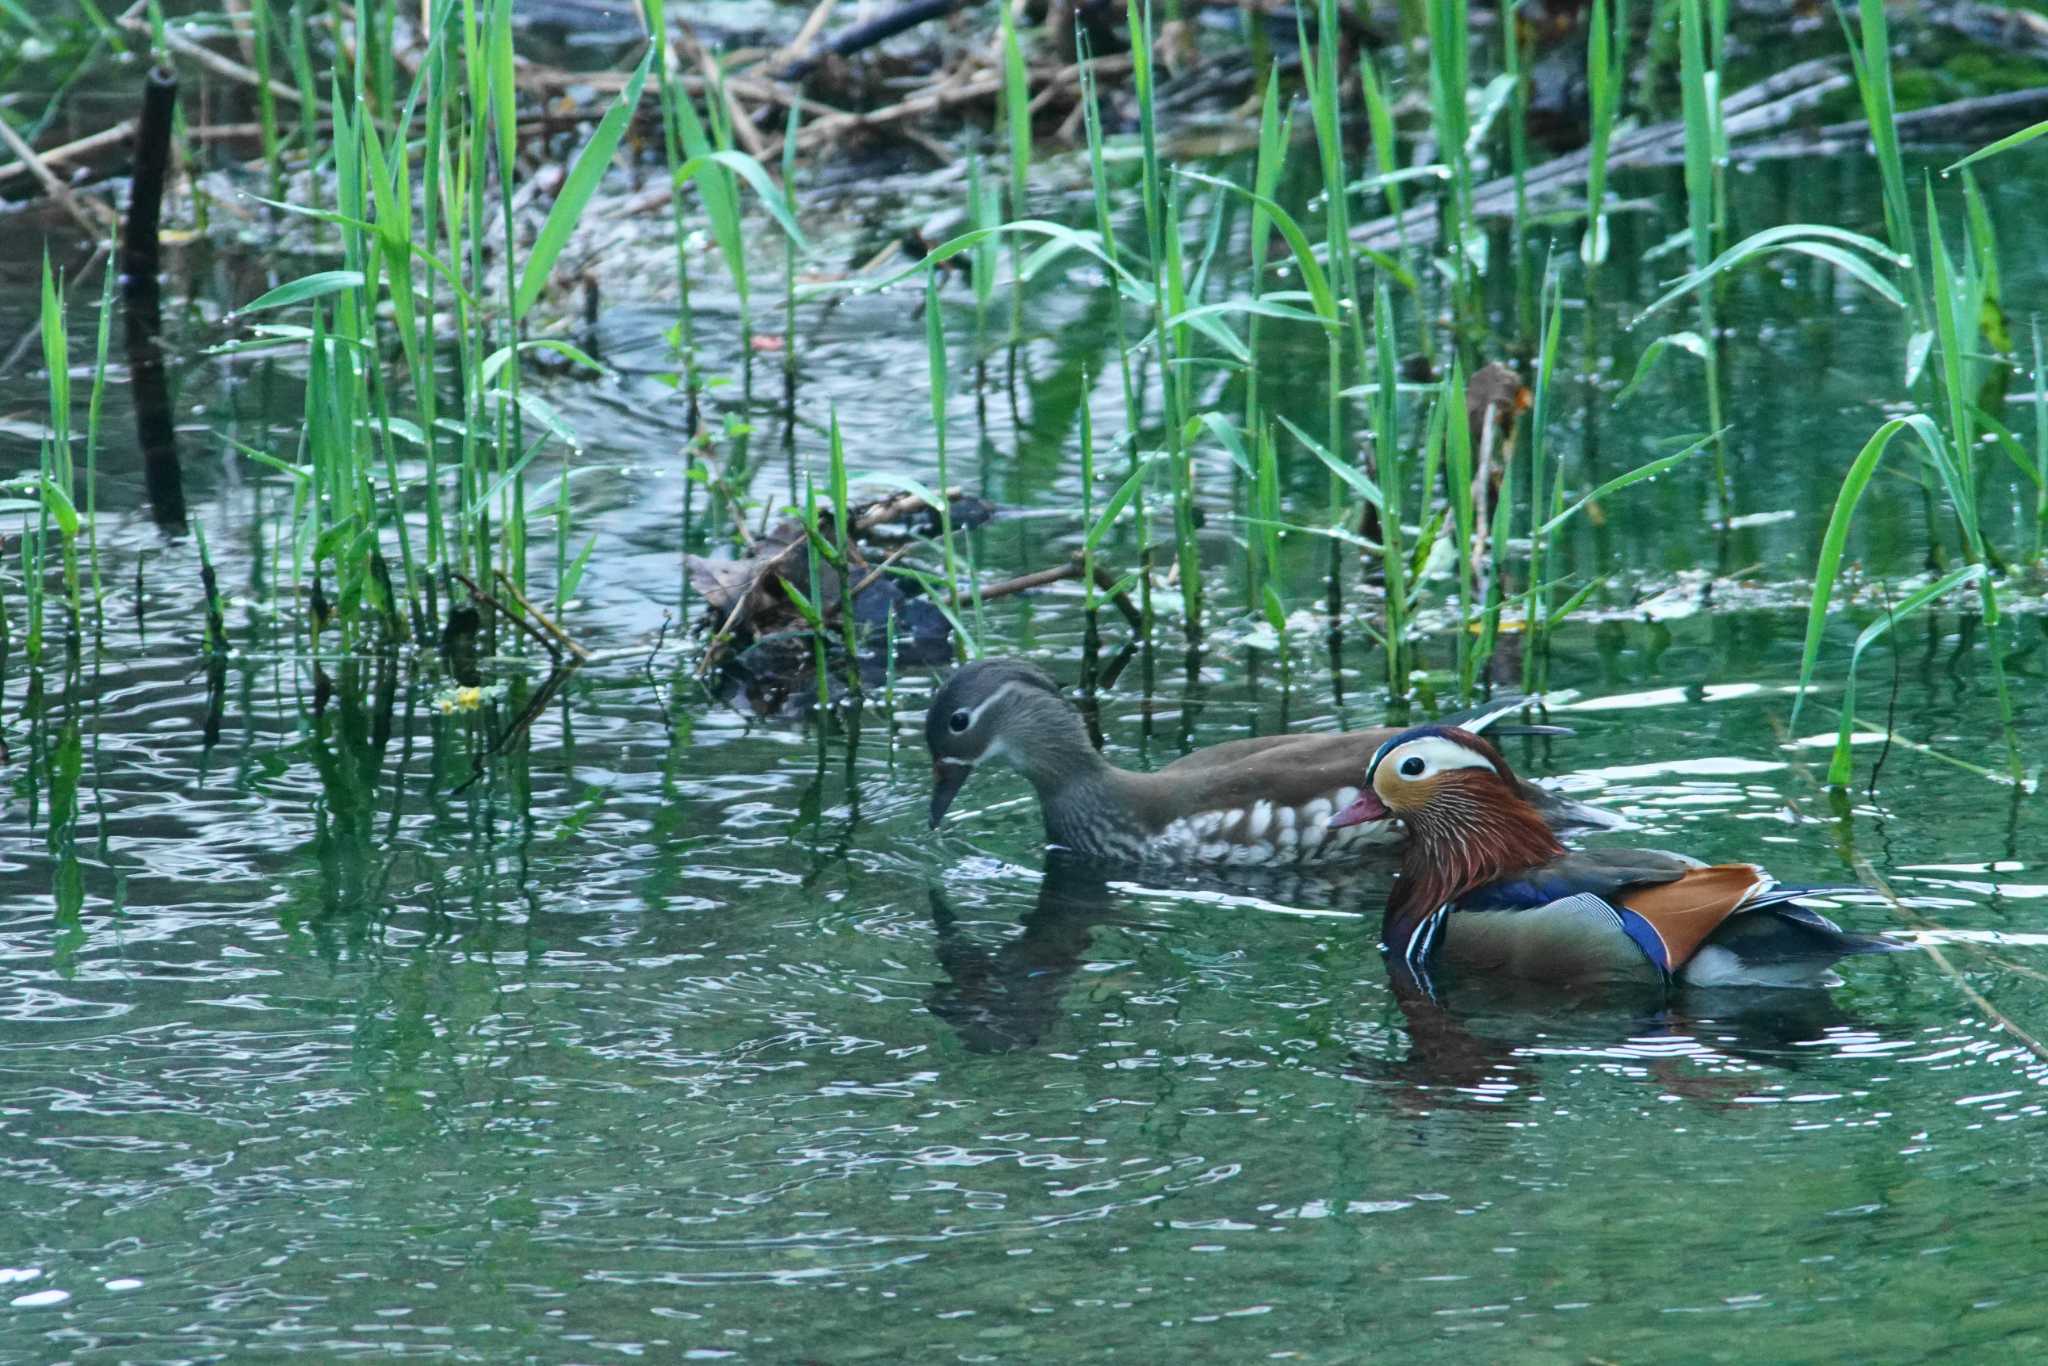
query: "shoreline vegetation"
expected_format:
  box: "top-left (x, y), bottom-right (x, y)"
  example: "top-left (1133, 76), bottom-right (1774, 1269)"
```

top-left (1, 1), bottom-right (2044, 909)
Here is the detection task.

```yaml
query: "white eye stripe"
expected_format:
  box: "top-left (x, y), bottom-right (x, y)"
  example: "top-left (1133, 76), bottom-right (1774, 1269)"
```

top-left (1383, 735), bottom-right (1497, 780)
top-left (960, 679), bottom-right (1056, 731)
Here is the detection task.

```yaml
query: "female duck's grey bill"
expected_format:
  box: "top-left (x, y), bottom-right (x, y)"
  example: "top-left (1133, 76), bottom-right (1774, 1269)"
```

top-left (1328, 787), bottom-right (1391, 830)
top-left (930, 760), bottom-right (972, 828)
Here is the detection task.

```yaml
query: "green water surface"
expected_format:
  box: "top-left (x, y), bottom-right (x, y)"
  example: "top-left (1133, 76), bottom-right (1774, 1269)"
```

top-left (2, 134), bottom-right (2046, 1364)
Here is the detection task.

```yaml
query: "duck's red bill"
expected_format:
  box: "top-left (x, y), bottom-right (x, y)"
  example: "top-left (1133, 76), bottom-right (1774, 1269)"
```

top-left (1328, 788), bottom-right (1390, 829)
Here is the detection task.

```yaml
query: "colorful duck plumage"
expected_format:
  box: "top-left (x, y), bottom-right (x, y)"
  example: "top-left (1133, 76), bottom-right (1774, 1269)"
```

top-left (1329, 725), bottom-right (1906, 991)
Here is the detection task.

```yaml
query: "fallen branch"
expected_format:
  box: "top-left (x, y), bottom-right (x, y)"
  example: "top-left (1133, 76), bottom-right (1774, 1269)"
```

top-left (0, 118), bottom-right (136, 189)
top-left (1349, 57), bottom-right (1848, 253)
top-left (977, 556), bottom-right (1143, 629)
top-left (119, 14), bottom-right (321, 110)
top-left (773, 0), bottom-right (967, 82)
top-left (0, 113), bottom-right (114, 236)
top-left (794, 51), bottom-right (1132, 154)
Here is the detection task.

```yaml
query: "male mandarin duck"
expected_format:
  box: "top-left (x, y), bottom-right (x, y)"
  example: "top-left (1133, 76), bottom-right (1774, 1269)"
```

top-left (925, 660), bottom-right (1614, 867)
top-left (1328, 725), bottom-right (1907, 990)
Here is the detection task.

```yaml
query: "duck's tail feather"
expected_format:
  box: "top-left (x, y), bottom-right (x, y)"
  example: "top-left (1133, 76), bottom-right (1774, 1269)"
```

top-left (1442, 692), bottom-right (1549, 735)
top-left (1679, 897), bottom-right (1911, 988)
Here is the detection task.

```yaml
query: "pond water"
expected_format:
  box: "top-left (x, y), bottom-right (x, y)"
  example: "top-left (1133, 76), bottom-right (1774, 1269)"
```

top-left (3, 131), bottom-right (2047, 1362)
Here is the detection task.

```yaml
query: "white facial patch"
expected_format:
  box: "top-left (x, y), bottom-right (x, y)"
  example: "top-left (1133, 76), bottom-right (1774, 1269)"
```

top-left (960, 679), bottom-right (1057, 734)
top-left (1376, 735), bottom-right (1499, 784)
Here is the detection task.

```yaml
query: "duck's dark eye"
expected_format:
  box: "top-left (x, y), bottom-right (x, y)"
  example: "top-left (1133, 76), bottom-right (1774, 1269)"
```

top-left (949, 709), bottom-right (971, 734)
top-left (1399, 756), bottom-right (1426, 777)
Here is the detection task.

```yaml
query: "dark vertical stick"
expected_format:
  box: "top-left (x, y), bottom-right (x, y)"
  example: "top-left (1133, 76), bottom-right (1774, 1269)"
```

top-left (122, 66), bottom-right (178, 288)
top-left (123, 65), bottom-right (187, 530)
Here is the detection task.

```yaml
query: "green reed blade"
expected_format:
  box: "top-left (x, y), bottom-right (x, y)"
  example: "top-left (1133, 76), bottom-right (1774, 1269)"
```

top-left (1442, 362), bottom-right (1476, 696)
top-left (1521, 264), bottom-right (1563, 690)
top-left (1582, 0), bottom-right (1629, 269)
top-left (1000, 0), bottom-right (1030, 349)
top-left (1633, 225), bottom-right (1907, 325)
top-left (1827, 563), bottom-right (1986, 786)
top-left (782, 92), bottom-right (802, 383)
top-left (1792, 413), bottom-right (1949, 725)
top-left (1176, 173), bottom-right (1342, 325)
top-left (1284, 414), bottom-right (1384, 511)
top-left (2034, 317), bottom-right (2046, 563)
top-left (1081, 365), bottom-right (1098, 619)
top-left (1944, 119), bottom-right (2048, 176)
top-left (83, 250), bottom-right (113, 614)
top-left (925, 272), bottom-right (959, 614)
top-left (516, 54), bottom-right (649, 319)
top-left (675, 96), bottom-right (749, 309)
top-left (1926, 184), bottom-right (1981, 549)
top-left (1085, 458), bottom-right (1158, 557)
top-left (1844, 0), bottom-right (1911, 258)
top-left (1534, 430), bottom-right (1719, 537)
top-left (1613, 330), bottom-right (1707, 406)
top-left (1677, 0), bottom-right (1713, 271)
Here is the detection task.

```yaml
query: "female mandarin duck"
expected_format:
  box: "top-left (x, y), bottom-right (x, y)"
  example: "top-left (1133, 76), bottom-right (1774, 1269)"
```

top-left (925, 660), bottom-right (1613, 867)
top-left (1328, 725), bottom-right (1906, 991)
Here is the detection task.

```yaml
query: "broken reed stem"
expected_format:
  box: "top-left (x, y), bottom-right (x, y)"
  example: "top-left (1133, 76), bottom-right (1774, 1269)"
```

top-left (493, 568), bottom-right (592, 661)
top-left (452, 571), bottom-right (568, 663)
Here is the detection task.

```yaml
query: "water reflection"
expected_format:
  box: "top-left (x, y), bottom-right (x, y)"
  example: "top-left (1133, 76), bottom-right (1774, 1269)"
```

top-left (1362, 972), bottom-right (1880, 1114)
top-left (925, 856), bottom-right (1130, 1054)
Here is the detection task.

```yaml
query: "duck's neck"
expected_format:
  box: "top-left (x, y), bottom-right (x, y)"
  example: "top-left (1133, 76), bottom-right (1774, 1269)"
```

top-left (1001, 699), bottom-right (1122, 850)
top-left (1386, 782), bottom-right (1567, 956)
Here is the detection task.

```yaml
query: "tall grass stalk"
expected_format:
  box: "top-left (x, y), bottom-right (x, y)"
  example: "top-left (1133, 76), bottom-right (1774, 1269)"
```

top-left (1441, 361), bottom-right (1477, 697)
top-left (487, 0), bottom-right (525, 469)
top-left (1520, 265), bottom-right (1564, 692)
top-left (1241, 69), bottom-right (1288, 439)
top-left (1425, 0), bottom-right (1475, 328)
top-left (2034, 318), bottom-right (2046, 564)
top-left (1252, 422), bottom-right (1288, 667)
top-left (39, 256), bottom-right (82, 639)
top-left (1354, 51), bottom-right (1419, 341)
top-left (1077, 49), bottom-right (1151, 633)
top-left (82, 252), bottom-right (115, 618)
top-left (643, 0), bottom-right (703, 410)
top-left (999, 0), bottom-right (1031, 356)
top-left (782, 94), bottom-right (802, 391)
top-left (1129, 0), bottom-right (1199, 640)
top-left (1297, 0), bottom-right (1360, 578)
top-left (1080, 368), bottom-right (1098, 623)
top-left (1372, 277), bottom-right (1408, 697)
top-left (925, 271), bottom-right (960, 617)
top-left (1677, 0), bottom-right (1728, 511)
top-left (1840, 0), bottom-right (1924, 323)
top-left (245, 0), bottom-right (285, 199)
top-left (1581, 0), bottom-right (1628, 278)
top-left (1502, 0), bottom-right (1531, 332)
top-left (1924, 187), bottom-right (2020, 773)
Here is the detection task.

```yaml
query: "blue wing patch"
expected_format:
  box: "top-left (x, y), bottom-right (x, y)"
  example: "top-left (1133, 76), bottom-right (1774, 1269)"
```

top-left (1614, 908), bottom-right (1673, 976)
